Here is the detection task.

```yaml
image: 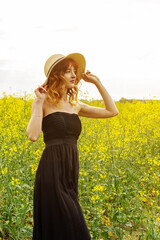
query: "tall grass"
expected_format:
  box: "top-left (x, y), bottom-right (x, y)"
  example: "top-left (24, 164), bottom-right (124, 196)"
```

top-left (0, 92), bottom-right (160, 239)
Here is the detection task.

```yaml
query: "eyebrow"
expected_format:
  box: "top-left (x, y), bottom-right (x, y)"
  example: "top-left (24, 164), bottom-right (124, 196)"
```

top-left (67, 67), bottom-right (76, 71)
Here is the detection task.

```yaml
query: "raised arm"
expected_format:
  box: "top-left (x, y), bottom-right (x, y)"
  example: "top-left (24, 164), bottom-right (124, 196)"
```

top-left (26, 98), bottom-right (44, 141)
top-left (26, 85), bottom-right (47, 142)
top-left (78, 71), bottom-right (119, 118)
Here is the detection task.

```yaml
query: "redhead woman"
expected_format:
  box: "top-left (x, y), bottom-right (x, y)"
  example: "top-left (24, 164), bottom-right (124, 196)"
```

top-left (26, 53), bottom-right (119, 240)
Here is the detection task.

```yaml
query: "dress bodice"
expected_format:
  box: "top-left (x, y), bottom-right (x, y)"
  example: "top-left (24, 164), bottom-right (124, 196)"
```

top-left (42, 111), bottom-right (82, 143)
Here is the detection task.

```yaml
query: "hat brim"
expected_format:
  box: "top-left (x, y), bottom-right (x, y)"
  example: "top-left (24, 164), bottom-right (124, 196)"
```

top-left (44, 53), bottom-right (86, 85)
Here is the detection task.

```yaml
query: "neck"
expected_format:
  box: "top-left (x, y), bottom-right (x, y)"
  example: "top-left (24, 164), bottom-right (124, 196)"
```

top-left (62, 92), bottom-right (68, 101)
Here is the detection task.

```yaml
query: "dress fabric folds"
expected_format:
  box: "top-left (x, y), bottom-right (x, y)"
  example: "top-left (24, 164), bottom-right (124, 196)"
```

top-left (33, 111), bottom-right (91, 240)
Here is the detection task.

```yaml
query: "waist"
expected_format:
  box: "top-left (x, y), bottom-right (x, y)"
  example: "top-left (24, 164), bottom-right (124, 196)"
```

top-left (45, 138), bottom-right (77, 147)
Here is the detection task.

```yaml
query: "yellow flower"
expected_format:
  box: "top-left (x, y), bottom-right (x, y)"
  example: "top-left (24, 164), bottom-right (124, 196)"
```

top-left (108, 231), bottom-right (113, 237)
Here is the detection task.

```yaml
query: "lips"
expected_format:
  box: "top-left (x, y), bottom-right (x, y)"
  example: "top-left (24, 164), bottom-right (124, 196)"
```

top-left (70, 80), bottom-right (75, 83)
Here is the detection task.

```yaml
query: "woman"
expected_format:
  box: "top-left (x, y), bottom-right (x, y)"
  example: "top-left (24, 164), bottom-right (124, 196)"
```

top-left (26, 53), bottom-right (119, 240)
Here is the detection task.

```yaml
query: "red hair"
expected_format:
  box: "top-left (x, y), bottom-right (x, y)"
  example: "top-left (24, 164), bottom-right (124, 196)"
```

top-left (45, 58), bottom-right (81, 107)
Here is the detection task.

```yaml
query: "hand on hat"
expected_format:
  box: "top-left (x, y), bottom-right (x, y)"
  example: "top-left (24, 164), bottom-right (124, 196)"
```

top-left (81, 70), bottom-right (100, 84)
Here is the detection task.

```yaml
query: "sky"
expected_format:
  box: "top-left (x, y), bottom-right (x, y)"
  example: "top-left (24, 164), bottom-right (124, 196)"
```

top-left (0, 0), bottom-right (160, 101)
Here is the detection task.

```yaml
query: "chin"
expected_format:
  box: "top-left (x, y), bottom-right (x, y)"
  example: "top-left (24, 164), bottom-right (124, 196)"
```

top-left (68, 84), bottom-right (75, 88)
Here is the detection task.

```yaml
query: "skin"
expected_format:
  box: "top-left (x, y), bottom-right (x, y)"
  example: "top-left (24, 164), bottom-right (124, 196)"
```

top-left (36, 64), bottom-right (78, 100)
top-left (62, 64), bottom-right (77, 100)
top-left (27, 60), bottom-right (119, 141)
top-left (34, 63), bottom-right (119, 119)
top-left (36, 65), bottom-right (91, 96)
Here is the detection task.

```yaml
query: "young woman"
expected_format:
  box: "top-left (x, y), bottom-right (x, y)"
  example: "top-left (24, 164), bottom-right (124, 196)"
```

top-left (26, 53), bottom-right (119, 240)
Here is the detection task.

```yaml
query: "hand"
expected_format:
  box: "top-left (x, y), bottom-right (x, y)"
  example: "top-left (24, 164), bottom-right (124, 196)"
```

top-left (81, 70), bottom-right (100, 85)
top-left (34, 84), bottom-right (47, 102)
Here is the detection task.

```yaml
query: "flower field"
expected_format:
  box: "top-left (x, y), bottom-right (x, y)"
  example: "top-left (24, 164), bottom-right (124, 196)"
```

top-left (0, 93), bottom-right (160, 239)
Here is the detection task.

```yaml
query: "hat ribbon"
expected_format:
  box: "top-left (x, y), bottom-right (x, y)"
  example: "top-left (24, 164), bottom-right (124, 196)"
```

top-left (47, 56), bottom-right (64, 77)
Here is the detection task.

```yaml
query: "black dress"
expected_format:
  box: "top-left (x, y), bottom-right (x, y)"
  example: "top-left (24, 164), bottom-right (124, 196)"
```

top-left (33, 111), bottom-right (91, 240)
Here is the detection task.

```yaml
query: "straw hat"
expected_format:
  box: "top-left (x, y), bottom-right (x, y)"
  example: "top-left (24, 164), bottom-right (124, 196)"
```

top-left (43, 53), bottom-right (86, 85)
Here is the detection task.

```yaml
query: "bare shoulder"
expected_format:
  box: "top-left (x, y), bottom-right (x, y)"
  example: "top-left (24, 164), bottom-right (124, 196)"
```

top-left (77, 100), bottom-right (87, 109)
top-left (42, 98), bottom-right (50, 117)
top-left (74, 100), bottom-right (82, 114)
top-left (77, 100), bottom-right (90, 114)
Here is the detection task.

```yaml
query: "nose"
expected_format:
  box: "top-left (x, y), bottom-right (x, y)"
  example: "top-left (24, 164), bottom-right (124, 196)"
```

top-left (71, 70), bottom-right (76, 78)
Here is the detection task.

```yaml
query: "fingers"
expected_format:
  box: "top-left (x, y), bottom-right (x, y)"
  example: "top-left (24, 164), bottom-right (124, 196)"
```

top-left (41, 82), bottom-right (47, 87)
top-left (86, 70), bottom-right (91, 75)
top-left (82, 70), bottom-right (91, 77)
top-left (38, 85), bottom-right (47, 93)
top-left (81, 73), bottom-right (87, 79)
top-left (34, 85), bottom-right (47, 96)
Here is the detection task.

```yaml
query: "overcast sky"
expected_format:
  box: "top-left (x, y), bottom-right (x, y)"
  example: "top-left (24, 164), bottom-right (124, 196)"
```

top-left (0, 0), bottom-right (160, 100)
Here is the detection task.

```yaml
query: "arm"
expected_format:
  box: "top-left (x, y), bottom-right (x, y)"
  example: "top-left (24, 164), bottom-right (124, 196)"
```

top-left (78, 72), bottom-right (119, 118)
top-left (26, 98), bottom-right (44, 142)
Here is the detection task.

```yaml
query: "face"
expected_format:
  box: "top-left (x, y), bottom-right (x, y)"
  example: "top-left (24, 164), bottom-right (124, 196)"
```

top-left (63, 64), bottom-right (77, 88)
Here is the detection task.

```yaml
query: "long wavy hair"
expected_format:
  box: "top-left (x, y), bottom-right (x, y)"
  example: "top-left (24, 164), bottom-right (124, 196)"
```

top-left (45, 58), bottom-right (81, 107)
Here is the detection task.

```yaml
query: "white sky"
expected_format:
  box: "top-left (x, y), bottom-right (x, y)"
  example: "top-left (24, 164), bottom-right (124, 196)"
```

top-left (0, 0), bottom-right (160, 100)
